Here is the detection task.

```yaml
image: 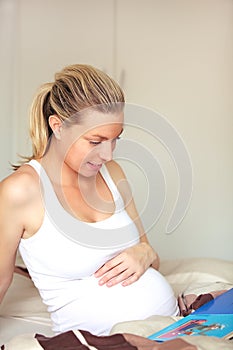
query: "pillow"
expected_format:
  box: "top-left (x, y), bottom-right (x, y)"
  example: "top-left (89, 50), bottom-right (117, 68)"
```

top-left (0, 250), bottom-right (49, 320)
top-left (160, 258), bottom-right (233, 284)
top-left (0, 273), bottom-right (49, 321)
top-left (15, 250), bottom-right (28, 268)
top-left (111, 315), bottom-right (178, 337)
top-left (159, 258), bottom-right (233, 297)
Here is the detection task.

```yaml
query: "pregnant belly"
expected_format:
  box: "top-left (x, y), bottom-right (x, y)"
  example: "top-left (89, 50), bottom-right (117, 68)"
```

top-left (52, 267), bottom-right (178, 335)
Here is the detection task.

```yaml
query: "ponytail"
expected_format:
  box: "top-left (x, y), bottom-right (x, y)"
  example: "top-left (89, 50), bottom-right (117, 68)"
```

top-left (12, 83), bottom-right (53, 170)
top-left (29, 82), bottom-right (54, 160)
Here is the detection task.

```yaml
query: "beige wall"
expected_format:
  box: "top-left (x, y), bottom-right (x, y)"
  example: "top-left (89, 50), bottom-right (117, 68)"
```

top-left (1, 0), bottom-right (232, 261)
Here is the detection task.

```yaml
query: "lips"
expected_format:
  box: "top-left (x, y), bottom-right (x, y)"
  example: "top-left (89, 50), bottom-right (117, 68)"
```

top-left (87, 162), bottom-right (103, 171)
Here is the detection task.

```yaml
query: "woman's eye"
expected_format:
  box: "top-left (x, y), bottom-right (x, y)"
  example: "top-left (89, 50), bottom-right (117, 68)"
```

top-left (90, 137), bottom-right (121, 146)
top-left (90, 141), bottom-right (101, 145)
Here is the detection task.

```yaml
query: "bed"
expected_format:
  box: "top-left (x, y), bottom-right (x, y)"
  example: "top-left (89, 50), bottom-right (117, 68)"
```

top-left (0, 254), bottom-right (232, 349)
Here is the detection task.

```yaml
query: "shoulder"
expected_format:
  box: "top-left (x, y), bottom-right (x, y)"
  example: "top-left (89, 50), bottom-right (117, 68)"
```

top-left (0, 164), bottom-right (40, 207)
top-left (105, 160), bottom-right (127, 182)
top-left (105, 160), bottom-right (132, 204)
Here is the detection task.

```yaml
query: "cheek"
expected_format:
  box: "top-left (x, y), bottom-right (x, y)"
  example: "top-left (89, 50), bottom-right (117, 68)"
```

top-left (65, 141), bottom-right (93, 164)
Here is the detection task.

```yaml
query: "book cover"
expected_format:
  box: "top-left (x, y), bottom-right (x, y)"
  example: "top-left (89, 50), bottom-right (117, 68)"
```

top-left (148, 314), bottom-right (233, 342)
top-left (193, 288), bottom-right (233, 315)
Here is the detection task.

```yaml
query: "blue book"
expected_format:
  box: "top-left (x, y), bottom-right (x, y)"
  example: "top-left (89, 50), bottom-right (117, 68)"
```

top-left (148, 314), bottom-right (233, 342)
top-left (193, 288), bottom-right (233, 315)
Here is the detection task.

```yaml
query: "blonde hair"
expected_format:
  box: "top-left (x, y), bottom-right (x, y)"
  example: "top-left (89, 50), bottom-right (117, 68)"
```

top-left (14, 64), bottom-right (124, 168)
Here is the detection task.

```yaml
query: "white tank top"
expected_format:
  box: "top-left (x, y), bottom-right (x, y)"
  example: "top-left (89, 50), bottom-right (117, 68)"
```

top-left (19, 160), bottom-right (178, 335)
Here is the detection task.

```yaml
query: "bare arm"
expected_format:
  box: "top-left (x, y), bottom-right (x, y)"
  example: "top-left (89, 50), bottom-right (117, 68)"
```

top-left (95, 160), bottom-right (160, 287)
top-left (0, 173), bottom-right (28, 303)
top-left (120, 171), bottom-right (160, 271)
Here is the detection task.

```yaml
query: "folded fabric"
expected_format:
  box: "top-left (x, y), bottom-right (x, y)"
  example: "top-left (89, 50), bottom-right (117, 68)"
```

top-left (178, 286), bottom-right (233, 316)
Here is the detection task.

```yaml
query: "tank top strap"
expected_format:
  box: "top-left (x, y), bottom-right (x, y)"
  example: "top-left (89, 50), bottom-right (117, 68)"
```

top-left (27, 159), bottom-right (42, 175)
top-left (100, 164), bottom-right (125, 212)
top-left (27, 159), bottom-right (60, 207)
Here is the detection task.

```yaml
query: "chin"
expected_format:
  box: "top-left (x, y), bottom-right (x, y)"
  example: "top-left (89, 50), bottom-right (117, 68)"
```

top-left (77, 168), bottom-right (99, 178)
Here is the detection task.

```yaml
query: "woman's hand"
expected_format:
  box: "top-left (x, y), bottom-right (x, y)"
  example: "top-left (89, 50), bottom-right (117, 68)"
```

top-left (94, 242), bottom-right (159, 287)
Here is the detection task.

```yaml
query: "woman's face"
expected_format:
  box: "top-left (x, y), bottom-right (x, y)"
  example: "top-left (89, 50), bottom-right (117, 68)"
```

top-left (60, 110), bottom-right (124, 177)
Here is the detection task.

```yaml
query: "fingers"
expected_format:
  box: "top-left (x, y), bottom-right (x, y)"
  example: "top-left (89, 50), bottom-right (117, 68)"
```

top-left (94, 255), bottom-right (122, 278)
top-left (94, 253), bottom-right (140, 287)
top-left (97, 261), bottom-right (133, 286)
top-left (94, 243), bottom-right (151, 287)
top-left (121, 272), bottom-right (140, 286)
top-left (101, 268), bottom-right (130, 287)
top-left (97, 262), bottom-right (141, 287)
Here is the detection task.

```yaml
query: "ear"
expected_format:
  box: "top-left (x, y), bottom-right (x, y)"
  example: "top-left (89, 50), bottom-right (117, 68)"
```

top-left (48, 115), bottom-right (62, 140)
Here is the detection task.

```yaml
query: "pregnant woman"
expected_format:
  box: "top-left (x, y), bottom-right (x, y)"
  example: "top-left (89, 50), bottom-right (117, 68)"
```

top-left (0, 64), bottom-right (178, 335)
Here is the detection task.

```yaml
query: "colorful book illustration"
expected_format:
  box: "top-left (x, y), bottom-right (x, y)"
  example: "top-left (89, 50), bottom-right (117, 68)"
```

top-left (148, 289), bottom-right (233, 342)
top-left (148, 314), bottom-right (233, 342)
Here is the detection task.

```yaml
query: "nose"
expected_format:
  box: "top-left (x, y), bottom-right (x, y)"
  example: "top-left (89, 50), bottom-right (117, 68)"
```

top-left (99, 140), bottom-right (114, 162)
